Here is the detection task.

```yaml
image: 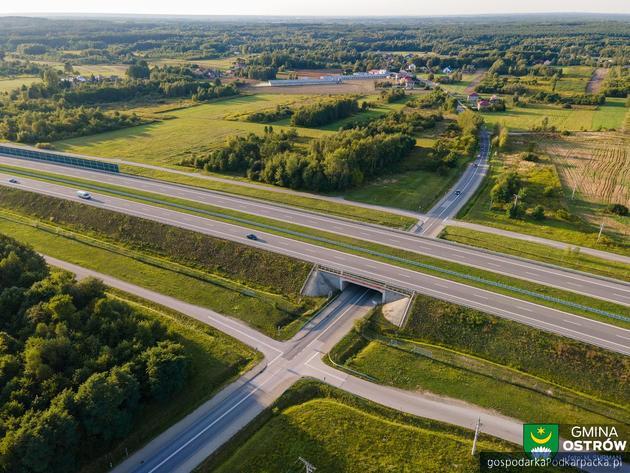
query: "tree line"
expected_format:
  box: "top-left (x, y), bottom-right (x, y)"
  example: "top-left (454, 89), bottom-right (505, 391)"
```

top-left (185, 123), bottom-right (415, 192)
top-left (290, 97), bottom-right (362, 127)
top-left (0, 234), bottom-right (190, 473)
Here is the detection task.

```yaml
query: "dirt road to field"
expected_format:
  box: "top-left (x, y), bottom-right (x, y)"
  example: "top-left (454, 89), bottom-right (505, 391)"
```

top-left (586, 68), bottom-right (609, 94)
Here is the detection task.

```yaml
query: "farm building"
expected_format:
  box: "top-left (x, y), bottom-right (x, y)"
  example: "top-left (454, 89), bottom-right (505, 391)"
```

top-left (267, 78), bottom-right (343, 87)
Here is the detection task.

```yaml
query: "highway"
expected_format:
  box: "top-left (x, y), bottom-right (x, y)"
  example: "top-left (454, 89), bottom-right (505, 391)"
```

top-left (1, 155), bottom-right (629, 310)
top-left (413, 128), bottom-right (491, 237)
top-left (3, 174), bottom-right (629, 354)
top-left (51, 258), bottom-right (524, 473)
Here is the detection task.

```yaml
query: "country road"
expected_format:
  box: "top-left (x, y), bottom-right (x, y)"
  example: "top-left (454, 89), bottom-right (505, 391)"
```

top-left (48, 257), bottom-right (524, 473)
top-left (413, 129), bottom-right (491, 237)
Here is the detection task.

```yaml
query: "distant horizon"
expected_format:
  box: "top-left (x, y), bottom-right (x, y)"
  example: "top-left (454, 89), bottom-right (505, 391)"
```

top-left (2, 11), bottom-right (630, 19)
top-left (1, 0), bottom-right (629, 17)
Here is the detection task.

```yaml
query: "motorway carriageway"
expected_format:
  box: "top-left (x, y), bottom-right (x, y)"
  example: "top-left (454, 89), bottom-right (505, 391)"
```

top-left (0, 155), bottom-right (629, 310)
top-left (2, 173), bottom-right (629, 355)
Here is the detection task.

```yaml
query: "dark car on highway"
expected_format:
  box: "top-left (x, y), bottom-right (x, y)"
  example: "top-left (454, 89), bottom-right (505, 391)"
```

top-left (246, 234), bottom-right (259, 241)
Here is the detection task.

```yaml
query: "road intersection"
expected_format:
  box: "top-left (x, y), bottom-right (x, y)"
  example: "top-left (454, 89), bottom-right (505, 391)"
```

top-left (50, 257), bottom-right (524, 473)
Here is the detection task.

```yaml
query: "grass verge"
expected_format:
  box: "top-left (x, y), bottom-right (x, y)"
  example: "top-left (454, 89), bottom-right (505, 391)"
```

top-left (440, 226), bottom-right (629, 282)
top-left (0, 168), bottom-right (627, 328)
top-left (328, 304), bottom-right (628, 430)
top-left (80, 288), bottom-right (259, 473)
top-left (197, 380), bottom-right (514, 473)
top-left (120, 164), bottom-right (416, 229)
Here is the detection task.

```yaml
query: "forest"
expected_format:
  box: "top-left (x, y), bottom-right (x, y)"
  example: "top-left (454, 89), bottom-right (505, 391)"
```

top-left (0, 235), bottom-right (190, 472)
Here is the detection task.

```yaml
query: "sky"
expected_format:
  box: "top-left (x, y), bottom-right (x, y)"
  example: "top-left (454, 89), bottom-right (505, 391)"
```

top-left (1, 0), bottom-right (629, 16)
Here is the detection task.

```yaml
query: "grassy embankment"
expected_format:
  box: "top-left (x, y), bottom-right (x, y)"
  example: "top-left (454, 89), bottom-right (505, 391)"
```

top-left (329, 295), bottom-right (629, 428)
top-left (198, 380), bottom-right (515, 473)
top-left (458, 134), bottom-right (629, 257)
top-left (0, 188), bottom-right (326, 339)
top-left (440, 226), bottom-right (629, 282)
top-left (83, 288), bottom-right (259, 473)
top-left (0, 177), bottom-right (627, 328)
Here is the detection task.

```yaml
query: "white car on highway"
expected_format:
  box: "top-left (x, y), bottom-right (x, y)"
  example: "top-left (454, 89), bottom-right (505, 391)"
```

top-left (76, 190), bottom-right (92, 200)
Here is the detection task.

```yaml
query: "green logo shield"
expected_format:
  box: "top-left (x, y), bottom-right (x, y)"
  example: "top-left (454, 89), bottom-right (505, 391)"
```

top-left (523, 424), bottom-right (559, 459)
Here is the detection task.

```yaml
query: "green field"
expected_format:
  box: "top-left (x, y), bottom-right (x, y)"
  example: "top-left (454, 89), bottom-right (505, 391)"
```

top-left (440, 226), bottom-right (629, 281)
top-left (347, 340), bottom-right (624, 425)
top-left (555, 66), bottom-right (593, 95)
top-left (481, 98), bottom-right (628, 131)
top-left (205, 381), bottom-right (511, 473)
top-left (330, 302), bottom-right (628, 428)
top-left (55, 94), bottom-right (333, 165)
top-left (0, 75), bottom-right (41, 93)
top-left (342, 145), bottom-right (465, 212)
top-left (84, 290), bottom-right (258, 472)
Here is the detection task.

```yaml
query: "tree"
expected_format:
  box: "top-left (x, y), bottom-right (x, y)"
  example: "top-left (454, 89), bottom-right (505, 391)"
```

top-left (140, 341), bottom-right (190, 401)
top-left (75, 365), bottom-right (140, 442)
top-left (491, 172), bottom-right (521, 203)
top-left (63, 62), bottom-right (74, 74)
top-left (506, 202), bottom-right (525, 219)
top-left (0, 406), bottom-right (79, 473)
top-left (126, 60), bottom-right (150, 79)
top-left (607, 203), bottom-right (628, 216)
top-left (42, 69), bottom-right (60, 91)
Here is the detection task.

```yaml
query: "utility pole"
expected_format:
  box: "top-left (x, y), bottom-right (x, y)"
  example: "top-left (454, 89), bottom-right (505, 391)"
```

top-left (571, 184), bottom-right (577, 200)
top-left (513, 194), bottom-right (519, 206)
top-left (471, 417), bottom-right (482, 456)
top-left (597, 218), bottom-right (605, 243)
top-left (298, 457), bottom-right (316, 473)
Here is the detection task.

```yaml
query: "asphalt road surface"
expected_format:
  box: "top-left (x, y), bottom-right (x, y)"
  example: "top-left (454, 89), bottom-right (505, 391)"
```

top-left (413, 129), bottom-right (491, 237)
top-left (51, 258), bottom-right (524, 473)
top-left (4, 175), bottom-right (628, 354)
top-left (1, 156), bottom-right (628, 310)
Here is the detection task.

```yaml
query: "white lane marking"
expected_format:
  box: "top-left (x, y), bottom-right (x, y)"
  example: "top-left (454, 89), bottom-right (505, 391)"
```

top-left (472, 294), bottom-right (489, 300)
top-left (517, 306), bottom-right (534, 312)
top-left (563, 319), bottom-right (583, 327)
top-left (147, 353), bottom-right (283, 473)
top-left (206, 315), bottom-right (282, 355)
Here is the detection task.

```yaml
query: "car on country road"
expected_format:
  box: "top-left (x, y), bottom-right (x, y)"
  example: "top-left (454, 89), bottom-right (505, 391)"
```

top-left (8, 178), bottom-right (18, 184)
top-left (76, 190), bottom-right (92, 200)
top-left (246, 233), bottom-right (259, 241)
top-left (455, 190), bottom-right (462, 196)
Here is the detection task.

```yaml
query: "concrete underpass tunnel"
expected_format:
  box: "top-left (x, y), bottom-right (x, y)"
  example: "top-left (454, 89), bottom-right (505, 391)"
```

top-left (302, 268), bottom-right (414, 327)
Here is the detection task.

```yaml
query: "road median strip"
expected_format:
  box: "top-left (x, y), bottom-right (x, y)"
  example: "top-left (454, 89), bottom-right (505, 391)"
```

top-left (0, 163), bottom-right (628, 328)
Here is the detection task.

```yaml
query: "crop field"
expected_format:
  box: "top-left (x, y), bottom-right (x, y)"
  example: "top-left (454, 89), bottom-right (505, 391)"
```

top-left (481, 97), bottom-right (628, 131)
top-left (0, 75), bottom-right (41, 93)
top-left (543, 133), bottom-right (629, 206)
top-left (555, 66), bottom-right (593, 95)
top-left (459, 134), bottom-right (629, 254)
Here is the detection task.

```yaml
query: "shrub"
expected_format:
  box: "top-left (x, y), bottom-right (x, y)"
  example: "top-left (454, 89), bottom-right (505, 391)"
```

top-left (531, 205), bottom-right (545, 220)
top-left (607, 203), bottom-right (628, 216)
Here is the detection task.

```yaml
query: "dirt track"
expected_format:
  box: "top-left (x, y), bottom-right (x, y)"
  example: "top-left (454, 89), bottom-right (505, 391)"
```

top-left (586, 68), bottom-right (609, 94)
